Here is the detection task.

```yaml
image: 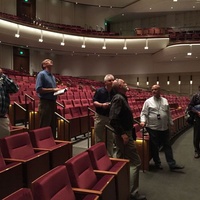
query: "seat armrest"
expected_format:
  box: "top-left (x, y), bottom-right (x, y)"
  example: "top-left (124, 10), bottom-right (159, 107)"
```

top-left (0, 162), bottom-right (22, 173)
top-left (72, 187), bottom-right (101, 195)
top-left (93, 169), bottom-right (117, 176)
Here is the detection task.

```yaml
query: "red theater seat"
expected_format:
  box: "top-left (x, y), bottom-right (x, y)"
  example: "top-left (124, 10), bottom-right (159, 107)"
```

top-left (0, 150), bottom-right (23, 199)
top-left (65, 151), bottom-right (117, 200)
top-left (0, 132), bottom-right (50, 187)
top-left (29, 126), bottom-right (72, 169)
top-left (2, 188), bottom-right (33, 200)
top-left (32, 165), bottom-right (99, 200)
top-left (87, 142), bottom-right (130, 200)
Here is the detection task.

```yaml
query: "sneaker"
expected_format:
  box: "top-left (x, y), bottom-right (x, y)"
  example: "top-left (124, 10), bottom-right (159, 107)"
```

top-left (130, 192), bottom-right (146, 200)
top-left (170, 164), bottom-right (184, 171)
top-left (194, 152), bottom-right (200, 159)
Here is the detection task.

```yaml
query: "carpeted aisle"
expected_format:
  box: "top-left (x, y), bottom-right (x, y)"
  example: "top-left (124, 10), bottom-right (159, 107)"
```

top-left (139, 127), bottom-right (200, 200)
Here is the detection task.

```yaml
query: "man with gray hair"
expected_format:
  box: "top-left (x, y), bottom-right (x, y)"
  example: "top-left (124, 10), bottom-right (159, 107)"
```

top-left (93, 74), bottom-right (115, 157)
top-left (109, 79), bottom-right (146, 200)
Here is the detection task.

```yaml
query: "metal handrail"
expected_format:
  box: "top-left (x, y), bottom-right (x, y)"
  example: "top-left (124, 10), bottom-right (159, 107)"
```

top-left (25, 94), bottom-right (35, 128)
top-left (54, 111), bottom-right (70, 141)
top-left (87, 107), bottom-right (96, 148)
top-left (13, 102), bottom-right (27, 126)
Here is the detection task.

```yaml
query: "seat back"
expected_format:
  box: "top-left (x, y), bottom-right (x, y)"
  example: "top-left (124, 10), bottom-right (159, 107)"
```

top-left (2, 188), bottom-right (33, 200)
top-left (29, 127), bottom-right (56, 148)
top-left (87, 143), bottom-right (112, 171)
top-left (32, 165), bottom-right (76, 200)
top-left (0, 132), bottom-right (35, 159)
top-left (0, 150), bottom-right (6, 170)
top-left (65, 152), bottom-right (97, 189)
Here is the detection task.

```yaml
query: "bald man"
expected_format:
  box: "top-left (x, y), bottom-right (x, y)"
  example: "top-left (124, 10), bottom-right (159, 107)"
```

top-left (109, 79), bottom-right (146, 200)
top-left (140, 84), bottom-right (184, 171)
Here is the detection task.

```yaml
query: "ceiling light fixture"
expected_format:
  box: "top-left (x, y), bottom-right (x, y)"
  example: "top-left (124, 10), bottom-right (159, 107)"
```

top-left (123, 39), bottom-right (127, 50)
top-left (81, 37), bottom-right (86, 48)
top-left (39, 30), bottom-right (43, 42)
top-left (102, 38), bottom-right (106, 49)
top-left (15, 24), bottom-right (20, 38)
top-left (60, 34), bottom-right (65, 46)
top-left (144, 39), bottom-right (149, 50)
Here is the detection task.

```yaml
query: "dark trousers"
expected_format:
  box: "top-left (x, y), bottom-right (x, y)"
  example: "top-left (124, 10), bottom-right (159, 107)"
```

top-left (146, 128), bottom-right (176, 167)
top-left (193, 117), bottom-right (200, 153)
top-left (39, 99), bottom-right (57, 138)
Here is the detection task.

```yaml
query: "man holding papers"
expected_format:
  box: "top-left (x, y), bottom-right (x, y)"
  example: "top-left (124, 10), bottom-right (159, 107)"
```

top-left (36, 59), bottom-right (65, 138)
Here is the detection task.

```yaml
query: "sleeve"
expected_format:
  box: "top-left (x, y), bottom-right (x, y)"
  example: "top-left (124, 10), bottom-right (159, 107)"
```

top-left (188, 95), bottom-right (197, 112)
top-left (35, 72), bottom-right (43, 93)
top-left (140, 100), bottom-right (148, 123)
top-left (109, 96), bottom-right (124, 135)
top-left (166, 99), bottom-right (174, 126)
top-left (93, 89), bottom-right (99, 102)
top-left (2, 74), bottom-right (19, 94)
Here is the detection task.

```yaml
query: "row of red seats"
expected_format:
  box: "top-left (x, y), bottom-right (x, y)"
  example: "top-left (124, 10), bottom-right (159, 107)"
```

top-left (0, 127), bottom-right (129, 200)
top-left (0, 127), bottom-right (72, 198)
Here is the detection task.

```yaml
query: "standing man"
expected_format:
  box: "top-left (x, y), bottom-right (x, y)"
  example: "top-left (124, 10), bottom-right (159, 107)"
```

top-left (140, 84), bottom-right (184, 171)
top-left (188, 85), bottom-right (200, 158)
top-left (0, 68), bottom-right (19, 138)
top-left (93, 74), bottom-right (115, 157)
top-left (109, 79), bottom-right (146, 200)
top-left (36, 59), bottom-right (61, 138)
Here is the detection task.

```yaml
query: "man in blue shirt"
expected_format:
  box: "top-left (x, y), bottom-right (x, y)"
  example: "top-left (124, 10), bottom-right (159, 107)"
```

top-left (0, 68), bottom-right (19, 138)
top-left (36, 59), bottom-right (61, 138)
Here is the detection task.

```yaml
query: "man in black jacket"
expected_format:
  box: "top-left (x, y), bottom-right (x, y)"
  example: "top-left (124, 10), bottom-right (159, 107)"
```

top-left (109, 79), bottom-right (146, 200)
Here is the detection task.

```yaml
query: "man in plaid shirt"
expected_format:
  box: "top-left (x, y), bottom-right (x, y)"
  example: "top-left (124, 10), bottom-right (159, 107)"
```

top-left (0, 68), bottom-right (19, 138)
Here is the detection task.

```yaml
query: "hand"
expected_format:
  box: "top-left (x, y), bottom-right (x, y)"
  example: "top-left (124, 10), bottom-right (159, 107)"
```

top-left (197, 111), bottom-right (200, 117)
top-left (140, 122), bottom-right (145, 128)
top-left (102, 102), bottom-right (110, 109)
top-left (121, 134), bottom-right (129, 145)
top-left (53, 88), bottom-right (61, 92)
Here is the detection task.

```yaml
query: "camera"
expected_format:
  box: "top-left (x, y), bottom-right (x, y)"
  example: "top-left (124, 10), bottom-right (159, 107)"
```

top-left (157, 114), bottom-right (161, 120)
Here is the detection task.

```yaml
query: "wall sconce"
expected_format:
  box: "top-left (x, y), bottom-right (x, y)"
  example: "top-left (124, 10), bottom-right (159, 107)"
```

top-left (102, 38), bottom-right (106, 49)
top-left (190, 75), bottom-right (193, 85)
top-left (81, 37), bottom-right (86, 48)
top-left (144, 39), bottom-right (149, 50)
top-left (167, 76), bottom-right (170, 85)
top-left (39, 30), bottom-right (43, 42)
top-left (146, 77), bottom-right (149, 85)
top-left (137, 77), bottom-right (139, 86)
top-left (60, 34), bottom-right (65, 46)
top-left (187, 44), bottom-right (192, 56)
top-left (15, 24), bottom-right (20, 38)
top-left (178, 75), bottom-right (181, 85)
top-left (123, 39), bottom-right (127, 50)
top-left (156, 76), bottom-right (159, 85)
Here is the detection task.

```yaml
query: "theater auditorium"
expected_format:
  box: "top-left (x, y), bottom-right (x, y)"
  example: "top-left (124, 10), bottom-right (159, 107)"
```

top-left (0, 0), bottom-right (200, 199)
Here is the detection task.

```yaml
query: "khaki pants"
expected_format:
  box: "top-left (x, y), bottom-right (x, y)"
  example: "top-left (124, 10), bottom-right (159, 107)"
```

top-left (94, 113), bottom-right (114, 157)
top-left (0, 117), bottom-right (10, 138)
top-left (39, 99), bottom-right (57, 138)
top-left (115, 131), bottom-right (141, 194)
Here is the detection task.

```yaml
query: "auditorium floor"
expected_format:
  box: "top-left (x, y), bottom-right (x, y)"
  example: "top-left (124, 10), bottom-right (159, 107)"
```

top-left (73, 128), bottom-right (200, 200)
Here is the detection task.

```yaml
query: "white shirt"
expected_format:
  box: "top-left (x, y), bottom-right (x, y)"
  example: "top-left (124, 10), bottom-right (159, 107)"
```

top-left (140, 96), bottom-right (173, 131)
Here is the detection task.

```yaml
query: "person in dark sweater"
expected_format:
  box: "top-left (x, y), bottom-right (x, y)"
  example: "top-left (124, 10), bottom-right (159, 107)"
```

top-left (109, 79), bottom-right (146, 200)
